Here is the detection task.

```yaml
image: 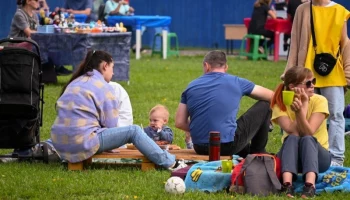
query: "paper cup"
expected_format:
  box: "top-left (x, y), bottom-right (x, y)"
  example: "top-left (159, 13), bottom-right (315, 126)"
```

top-left (282, 91), bottom-right (295, 106)
top-left (221, 160), bottom-right (233, 173)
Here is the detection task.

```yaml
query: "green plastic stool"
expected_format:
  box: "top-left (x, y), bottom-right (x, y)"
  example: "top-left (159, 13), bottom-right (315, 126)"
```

top-left (151, 32), bottom-right (179, 57)
top-left (239, 34), bottom-right (268, 61)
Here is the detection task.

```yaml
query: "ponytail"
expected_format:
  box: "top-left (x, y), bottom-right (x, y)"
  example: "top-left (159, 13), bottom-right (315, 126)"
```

top-left (59, 50), bottom-right (113, 97)
top-left (271, 67), bottom-right (313, 112)
top-left (270, 83), bottom-right (286, 112)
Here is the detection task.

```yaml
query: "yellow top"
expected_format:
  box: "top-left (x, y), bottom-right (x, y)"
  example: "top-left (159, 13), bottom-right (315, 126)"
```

top-left (271, 94), bottom-right (329, 150)
top-left (305, 4), bottom-right (350, 87)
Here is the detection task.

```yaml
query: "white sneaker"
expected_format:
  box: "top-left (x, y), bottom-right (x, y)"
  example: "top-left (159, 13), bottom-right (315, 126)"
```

top-left (168, 159), bottom-right (188, 171)
top-left (33, 142), bottom-right (61, 162)
top-left (330, 161), bottom-right (343, 167)
top-left (0, 157), bottom-right (18, 163)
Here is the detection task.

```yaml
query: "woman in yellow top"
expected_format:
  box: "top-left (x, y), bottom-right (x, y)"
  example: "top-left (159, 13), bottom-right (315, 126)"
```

top-left (281, 0), bottom-right (350, 167)
top-left (271, 67), bottom-right (331, 198)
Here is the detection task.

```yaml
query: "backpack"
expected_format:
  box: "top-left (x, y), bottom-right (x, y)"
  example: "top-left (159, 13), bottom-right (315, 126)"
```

top-left (229, 154), bottom-right (282, 196)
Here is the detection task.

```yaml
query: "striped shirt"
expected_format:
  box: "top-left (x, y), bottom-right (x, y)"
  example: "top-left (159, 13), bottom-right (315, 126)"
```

top-left (51, 69), bottom-right (119, 163)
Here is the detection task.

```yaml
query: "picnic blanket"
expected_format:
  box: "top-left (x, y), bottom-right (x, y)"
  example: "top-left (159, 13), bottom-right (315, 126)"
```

top-left (185, 157), bottom-right (350, 194)
top-left (294, 166), bottom-right (350, 194)
top-left (184, 155), bottom-right (240, 193)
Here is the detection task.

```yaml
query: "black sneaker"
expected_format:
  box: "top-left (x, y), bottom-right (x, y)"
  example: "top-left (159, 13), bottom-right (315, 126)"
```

top-left (281, 182), bottom-right (295, 198)
top-left (301, 182), bottom-right (315, 199)
top-left (56, 66), bottom-right (72, 76)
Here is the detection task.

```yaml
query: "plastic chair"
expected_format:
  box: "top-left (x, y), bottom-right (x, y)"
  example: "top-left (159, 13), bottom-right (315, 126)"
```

top-left (151, 32), bottom-right (179, 57)
top-left (239, 34), bottom-right (268, 61)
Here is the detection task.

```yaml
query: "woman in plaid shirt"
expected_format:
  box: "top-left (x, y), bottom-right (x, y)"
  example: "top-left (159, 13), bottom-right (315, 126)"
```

top-left (51, 50), bottom-right (185, 170)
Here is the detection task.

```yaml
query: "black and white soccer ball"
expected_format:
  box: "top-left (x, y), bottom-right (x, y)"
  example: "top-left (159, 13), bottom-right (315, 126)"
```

top-left (164, 176), bottom-right (186, 194)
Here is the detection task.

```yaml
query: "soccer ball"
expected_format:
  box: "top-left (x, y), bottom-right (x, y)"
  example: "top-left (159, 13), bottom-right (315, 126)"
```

top-left (164, 176), bottom-right (186, 194)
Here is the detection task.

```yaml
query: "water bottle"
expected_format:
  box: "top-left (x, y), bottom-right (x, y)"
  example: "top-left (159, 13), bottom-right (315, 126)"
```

top-left (209, 131), bottom-right (220, 161)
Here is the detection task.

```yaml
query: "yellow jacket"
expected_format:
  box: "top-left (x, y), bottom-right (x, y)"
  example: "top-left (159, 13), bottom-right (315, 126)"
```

top-left (284, 2), bottom-right (350, 87)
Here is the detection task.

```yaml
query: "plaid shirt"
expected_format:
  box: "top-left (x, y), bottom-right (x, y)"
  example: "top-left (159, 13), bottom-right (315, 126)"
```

top-left (51, 70), bottom-right (119, 163)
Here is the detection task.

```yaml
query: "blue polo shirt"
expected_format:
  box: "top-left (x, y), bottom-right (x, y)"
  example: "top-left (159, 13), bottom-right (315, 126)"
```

top-left (180, 72), bottom-right (254, 144)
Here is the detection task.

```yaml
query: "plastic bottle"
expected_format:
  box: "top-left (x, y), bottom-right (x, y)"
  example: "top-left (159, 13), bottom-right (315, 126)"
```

top-left (209, 131), bottom-right (220, 161)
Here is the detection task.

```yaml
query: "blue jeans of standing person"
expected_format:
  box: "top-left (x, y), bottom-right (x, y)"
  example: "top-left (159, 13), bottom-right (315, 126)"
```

top-left (96, 125), bottom-right (175, 168)
top-left (278, 135), bottom-right (331, 181)
top-left (315, 87), bottom-right (345, 165)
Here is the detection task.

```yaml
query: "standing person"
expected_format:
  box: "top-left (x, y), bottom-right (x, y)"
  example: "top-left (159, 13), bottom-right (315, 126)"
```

top-left (50, 50), bottom-right (186, 170)
top-left (143, 105), bottom-right (173, 144)
top-left (175, 50), bottom-right (273, 158)
top-left (9, 0), bottom-right (39, 38)
top-left (57, 0), bottom-right (94, 75)
top-left (281, 0), bottom-right (350, 167)
top-left (283, 0), bottom-right (308, 52)
top-left (248, 0), bottom-right (277, 53)
top-left (271, 67), bottom-right (331, 198)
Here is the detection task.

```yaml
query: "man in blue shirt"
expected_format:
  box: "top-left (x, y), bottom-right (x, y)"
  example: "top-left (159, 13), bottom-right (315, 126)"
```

top-left (63, 0), bottom-right (93, 22)
top-left (175, 50), bottom-right (274, 158)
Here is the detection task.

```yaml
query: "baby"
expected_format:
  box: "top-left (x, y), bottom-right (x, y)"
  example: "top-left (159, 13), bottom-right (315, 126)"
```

top-left (144, 104), bottom-right (173, 144)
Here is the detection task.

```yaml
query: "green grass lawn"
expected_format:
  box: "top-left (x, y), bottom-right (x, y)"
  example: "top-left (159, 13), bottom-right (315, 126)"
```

top-left (0, 54), bottom-right (349, 199)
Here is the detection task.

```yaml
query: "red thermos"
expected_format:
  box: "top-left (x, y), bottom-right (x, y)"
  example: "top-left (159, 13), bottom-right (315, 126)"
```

top-left (209, 131), bottom-right (220, 161)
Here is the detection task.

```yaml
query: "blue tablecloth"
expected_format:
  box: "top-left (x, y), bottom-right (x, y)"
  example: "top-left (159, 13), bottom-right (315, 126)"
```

top-left (31, 32), bottom-right (131, 81)
top-left (107, 15), bottom-right (171, 29)
top-left (64, 13), bottom-right (87, 23)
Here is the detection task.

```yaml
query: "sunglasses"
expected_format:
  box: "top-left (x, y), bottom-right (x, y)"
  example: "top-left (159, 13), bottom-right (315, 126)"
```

top-left (300, 78), bottom-right (316, 88)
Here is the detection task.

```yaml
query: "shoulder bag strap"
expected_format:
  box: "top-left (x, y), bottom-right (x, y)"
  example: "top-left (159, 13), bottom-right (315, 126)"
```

top-left (235, 154), bottom-right (256, 187)
top-left (310, 1), bottom-right (317, 52)
top-left (310, 1), bottom-right (340, 58)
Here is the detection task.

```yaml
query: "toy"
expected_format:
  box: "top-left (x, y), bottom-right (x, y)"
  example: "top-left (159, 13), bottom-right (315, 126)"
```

top-left (39, 9), bottom-right (52, 25)
top-left (67, 13), bottom-right (75, 27)
top-left (53, 15), bottom-right (60, 25)
top-left (119, 22), bottom-right (127, 32)
top-left (164, 176), bottom-right (186, 195)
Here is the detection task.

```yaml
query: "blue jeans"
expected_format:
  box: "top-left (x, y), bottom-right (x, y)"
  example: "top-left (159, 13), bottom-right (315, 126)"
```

top-left (96, 125), bottom-right (175, 168)
top-left (315, 87), bottom-right (345, 164)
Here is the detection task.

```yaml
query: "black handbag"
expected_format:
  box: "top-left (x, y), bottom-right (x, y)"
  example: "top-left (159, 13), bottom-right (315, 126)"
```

top-left (310, 1), bottom-right (339, 76)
